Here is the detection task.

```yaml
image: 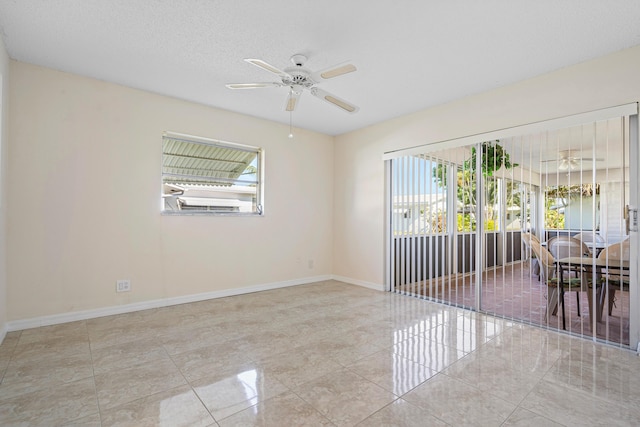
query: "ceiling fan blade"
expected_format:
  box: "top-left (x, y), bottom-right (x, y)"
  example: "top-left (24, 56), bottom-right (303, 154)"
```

top-left (285, 90), bottom-right (301, 112)
top-left (310, 87), bottom-right (359, 113)
top-left (311, 61), bottom-right (357, 81)
top-left (541, 156), bottom-right (604, 163)
top-left (245, 58), bottom-right (292, 79)
top-left (226, 82), bottom-right (282, 89)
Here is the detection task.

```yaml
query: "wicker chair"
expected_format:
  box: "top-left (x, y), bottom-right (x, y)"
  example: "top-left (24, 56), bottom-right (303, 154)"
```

top-left (598, 239), bottom-right (630, 316)
top-left (547, 236), bottom-right (590, 259)
top-left (573, 232), bottom-right (606, 255)
top-left (521, 232), bottom-right (540, 275)
top-left (572, 232), bottom-right (605, 244)
top-left (530, 240), bottom-right (600, 329)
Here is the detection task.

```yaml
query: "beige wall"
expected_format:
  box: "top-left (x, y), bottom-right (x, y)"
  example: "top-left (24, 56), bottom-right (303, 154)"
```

top-left (7, 61), bottom-right (334, 322)
top-left (0, 35), bottom-right (9, 337)
top-left (333, 45), bottom-right (640, 287)
top-left (6, 43), bottom-right (640, 327)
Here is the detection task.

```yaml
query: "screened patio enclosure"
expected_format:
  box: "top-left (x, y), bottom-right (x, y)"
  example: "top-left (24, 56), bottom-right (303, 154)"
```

top-left (385, 104), bottom-right (639, 348)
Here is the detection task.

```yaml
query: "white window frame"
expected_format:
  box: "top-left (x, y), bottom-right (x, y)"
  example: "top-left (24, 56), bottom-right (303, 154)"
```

top-left (161, 132), bottom-right (264, 216)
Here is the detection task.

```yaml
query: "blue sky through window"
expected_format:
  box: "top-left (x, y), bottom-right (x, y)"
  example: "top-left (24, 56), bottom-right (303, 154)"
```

top-left (393, 157), bottom-right (445, 196)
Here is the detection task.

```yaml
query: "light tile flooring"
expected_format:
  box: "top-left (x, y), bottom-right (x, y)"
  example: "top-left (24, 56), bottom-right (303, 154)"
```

top-left (1, 280), bottom-right (640, 426)
top-left (399, 262), bottom-right (631, 345)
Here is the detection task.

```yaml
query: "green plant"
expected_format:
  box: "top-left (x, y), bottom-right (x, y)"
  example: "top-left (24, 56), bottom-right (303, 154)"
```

top-left (457, 213), bottom-right (475, 232)
top-left (544, 196), bottom-right (565, 229)
top-left (465, 140), bottom-right (518, 177)
top-left (434, 141), bottom-right (516, 232)
top-left (545, 184), bottom-right (600, 199)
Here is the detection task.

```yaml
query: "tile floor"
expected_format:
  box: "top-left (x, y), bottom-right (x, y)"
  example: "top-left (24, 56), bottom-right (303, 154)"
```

top-left (1, 280), bottom-right (640, 426)
top-left (398, 261), bottom-right (630, 346)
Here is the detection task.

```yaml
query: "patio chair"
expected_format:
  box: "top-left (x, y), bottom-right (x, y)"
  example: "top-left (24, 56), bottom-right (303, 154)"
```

top-left (572, 232), bottom-right (605, 244)
top-left (529, 240), bottom-right (599, 329)
top-left (521, 232), bottom-right (540, 247)
top-left (521, 232), bottom-right (540, 275)
top-left (547, 236), bottom-right (590, 261)
top-left (572, 232), bottom-right (606, 255)
top-left (547, 236), bottom-right (590, 284)
top-left (598, 239), bottom-right (630, 316)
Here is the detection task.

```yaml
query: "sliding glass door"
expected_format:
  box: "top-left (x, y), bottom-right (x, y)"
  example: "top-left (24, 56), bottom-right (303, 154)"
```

top-left (387, 106), bottom-right (638, 348)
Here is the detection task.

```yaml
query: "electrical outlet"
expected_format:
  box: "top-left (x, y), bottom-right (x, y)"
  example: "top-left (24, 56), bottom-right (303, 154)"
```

top-left (116, 279), bottom-right (131, 292)
top-left (308, 259), bottom-right (314, 269)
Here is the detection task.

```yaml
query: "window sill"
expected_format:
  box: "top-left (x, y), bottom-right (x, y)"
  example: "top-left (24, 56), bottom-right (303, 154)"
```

top-left (161, 211), bottom-right (264, 217)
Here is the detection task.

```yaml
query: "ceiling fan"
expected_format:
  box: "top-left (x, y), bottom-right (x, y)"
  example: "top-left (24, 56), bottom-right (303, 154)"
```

top-left (226, 54), bottom-right (359, 114)
top-left (542, 150), bottom-right (604, 171)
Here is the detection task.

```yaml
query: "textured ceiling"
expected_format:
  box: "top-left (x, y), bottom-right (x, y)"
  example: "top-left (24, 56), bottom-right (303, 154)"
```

top-left (1, 1), bottom-right (640, 136)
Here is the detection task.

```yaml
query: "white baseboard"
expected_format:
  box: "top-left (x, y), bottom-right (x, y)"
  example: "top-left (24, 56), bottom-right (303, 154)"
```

top-left (0, 322), bottom-right (7, 345)
top-left (331, 275), bottom-right (385, 292)
top-left (7, 275), bottom-right (332, 332)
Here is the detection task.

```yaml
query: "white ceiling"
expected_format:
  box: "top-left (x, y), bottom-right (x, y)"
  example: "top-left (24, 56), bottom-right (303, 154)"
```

top-left (1, 1), bottom-right (640, 136)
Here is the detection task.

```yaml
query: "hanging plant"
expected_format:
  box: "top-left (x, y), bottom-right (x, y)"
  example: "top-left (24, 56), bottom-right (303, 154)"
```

top-left (465, 140), bottom-right (518, 176)
top-left (545, 183), bottom-right (600, 199)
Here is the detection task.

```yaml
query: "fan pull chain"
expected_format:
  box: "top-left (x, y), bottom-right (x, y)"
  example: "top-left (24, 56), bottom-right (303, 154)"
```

top-left (289, 108), bottom-right (294, 139)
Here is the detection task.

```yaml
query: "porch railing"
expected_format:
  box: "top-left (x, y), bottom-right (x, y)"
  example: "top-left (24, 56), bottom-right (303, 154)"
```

top-left (393, 230), bottom-right (522, 286)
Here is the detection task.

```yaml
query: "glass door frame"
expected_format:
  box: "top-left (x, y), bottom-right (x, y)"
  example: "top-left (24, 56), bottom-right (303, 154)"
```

top-left (384, 103), bottom-right (640, 349)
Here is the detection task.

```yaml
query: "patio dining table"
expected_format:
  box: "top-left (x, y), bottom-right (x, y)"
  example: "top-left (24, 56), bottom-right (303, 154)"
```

top-left (555, 256), bottom-right (630, 330)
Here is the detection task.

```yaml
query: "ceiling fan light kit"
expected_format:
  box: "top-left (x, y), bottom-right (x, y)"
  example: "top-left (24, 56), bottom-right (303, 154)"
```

top-left (226, 54), bottom-right (359, 115)
top-left (558, 158), bottom-right (579, 171)
top-left (542, 149), bottom-right (604, 171)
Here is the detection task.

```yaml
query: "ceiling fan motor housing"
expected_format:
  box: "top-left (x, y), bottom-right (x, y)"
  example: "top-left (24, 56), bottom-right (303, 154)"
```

top-left (284, 71), bottom-right (314, 88)
top-left (226, 53), bottom-right (359, 113)
top-left (283, 54), bottom-right (315, 88)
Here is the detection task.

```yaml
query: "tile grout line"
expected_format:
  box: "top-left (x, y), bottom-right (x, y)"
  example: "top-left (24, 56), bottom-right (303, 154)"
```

top-left (85, 320), bottom-right (104, 426)
top-left (163, 343), bottom-right (219, 425)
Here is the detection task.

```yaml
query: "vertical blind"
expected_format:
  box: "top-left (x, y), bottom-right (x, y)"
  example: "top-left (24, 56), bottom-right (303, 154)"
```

top-left (388, 113), bottom-right (634, 347)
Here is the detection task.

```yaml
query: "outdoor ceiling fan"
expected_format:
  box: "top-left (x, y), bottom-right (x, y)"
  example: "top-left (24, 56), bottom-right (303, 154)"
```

top-left (226, 54), bottom-right (359, 114)
top-left (542, 150), bottom-right (604, 171)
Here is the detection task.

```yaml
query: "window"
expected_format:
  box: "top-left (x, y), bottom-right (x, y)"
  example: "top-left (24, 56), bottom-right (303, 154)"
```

top-left (504, 181), bottom-right (535, 231)
top-left (544, 184), bottom-right (600, 231)
top-left (452, 164), bottom-right (497, 232)
top-left (392, 156), bottom-right (448, 235)
top-left (162, 132), bottom-right (263, 215)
